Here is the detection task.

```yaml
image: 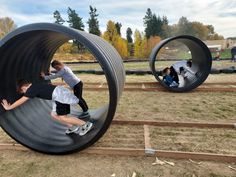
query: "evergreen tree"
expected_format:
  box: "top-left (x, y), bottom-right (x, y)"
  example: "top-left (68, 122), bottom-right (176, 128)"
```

top-left (143, 8), bottom-right (163, 38)
top-left (87, 6), bottom-right (101, 36)
top-left (53, 10), bottom-right (65, 25)
top-left (162, 15), bottom-right (168, 26)
top-left (67, 7), bottom-right (84, 30)
top-left (67, 7), bottom-right (85, 52)
top-left (151, 14), bottom-right (162, 36)
top-left (126, 27), bottom-right (133, 43)
top-left (161, 15), bottom-right (169, 38)
top-left (143, 8), bottom-right (153, 39)
top-left (115, 22), bottom-right (122, 36)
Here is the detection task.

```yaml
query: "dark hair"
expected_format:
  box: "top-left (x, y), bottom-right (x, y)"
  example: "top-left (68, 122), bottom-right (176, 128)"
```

top-left (16, 79), bottom-right (31, 93)
top-left (179, 67), bottom-right (184, 72)
top-left (162, 67), bottom-right (170, 75)
top-left (51, 60), bottom-right (63, 68)
top-left (187, 60), bottom-right (192, 67)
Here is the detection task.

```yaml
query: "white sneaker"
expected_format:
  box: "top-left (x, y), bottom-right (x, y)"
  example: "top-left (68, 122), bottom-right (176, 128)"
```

top-left (65, 125), bottom-right (80, 135)
top-left (79, 122), bottom-right (93, 136)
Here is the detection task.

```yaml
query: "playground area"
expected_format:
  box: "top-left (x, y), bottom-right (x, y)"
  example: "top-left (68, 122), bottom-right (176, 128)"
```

top-left (0, 62), bottom-right (236, 176)
top-left (1, 1), bottom-right (236, 176)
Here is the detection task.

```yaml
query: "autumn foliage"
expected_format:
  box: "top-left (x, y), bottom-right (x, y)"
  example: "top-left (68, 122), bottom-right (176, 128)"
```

top-left (134, 29), bottom-right (161, 59)
top-left (103, 20), bottom-right (128, 58)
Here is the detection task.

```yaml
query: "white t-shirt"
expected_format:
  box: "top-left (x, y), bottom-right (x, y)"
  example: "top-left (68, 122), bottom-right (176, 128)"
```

top-left (172, 61), bottom-right (195, 75)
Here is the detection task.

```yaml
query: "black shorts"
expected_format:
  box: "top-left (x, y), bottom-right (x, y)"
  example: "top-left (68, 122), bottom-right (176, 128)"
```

top-left (55, 101), bottom-right (70, 115)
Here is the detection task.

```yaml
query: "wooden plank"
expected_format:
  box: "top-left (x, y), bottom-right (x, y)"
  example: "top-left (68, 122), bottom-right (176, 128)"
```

top-left (0, 143), bottom-right (28, 151)
top-left (154, 150), bottom-right (236, 163)
top-left (1, 143), bottom-right (235, 163)
top-left (82, 147), bottom-right (236, 163)
top-left (82, 147), bottom-right (145, 156)
top-left (113, 119), bottom-right (236, 129)
top-left (143, 125), bottom-right (154, 154)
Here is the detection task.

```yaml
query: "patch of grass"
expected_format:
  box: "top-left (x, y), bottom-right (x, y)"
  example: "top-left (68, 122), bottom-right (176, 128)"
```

top-left (150, 127), bottom-right (236, 154)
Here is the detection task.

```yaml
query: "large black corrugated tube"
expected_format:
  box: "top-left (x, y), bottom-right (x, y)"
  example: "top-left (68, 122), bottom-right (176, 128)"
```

top-left (149, 35), bottom-right (212, 92)
top-left (0, 23), bottom-right (125, 154)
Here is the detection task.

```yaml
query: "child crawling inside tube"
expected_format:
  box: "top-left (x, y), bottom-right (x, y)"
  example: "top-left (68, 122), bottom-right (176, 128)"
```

top-left (162, 67), bottom-right (179, 88)
top-left (41, 60), bottom-right (90, 119)
top-left (1, 79), bottom-right (93, 135)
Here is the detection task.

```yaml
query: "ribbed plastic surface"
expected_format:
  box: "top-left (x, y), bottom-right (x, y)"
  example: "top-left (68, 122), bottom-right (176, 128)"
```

top-left (149, 35), bottom-right (212, 92)
top-left (0, 23), bottom-right (125, 154)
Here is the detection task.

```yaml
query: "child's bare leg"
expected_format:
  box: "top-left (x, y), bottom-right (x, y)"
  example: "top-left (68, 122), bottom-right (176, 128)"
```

top-left (51, 112), bottom-right (73, 127)
top-left (51, 113), bottom-right (86, 127)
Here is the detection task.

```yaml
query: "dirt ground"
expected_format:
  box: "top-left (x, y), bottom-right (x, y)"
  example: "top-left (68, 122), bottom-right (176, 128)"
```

top-left (0, 150), bottom-right (235, 177)
top-left (1, 74), bottom-right (236, 177)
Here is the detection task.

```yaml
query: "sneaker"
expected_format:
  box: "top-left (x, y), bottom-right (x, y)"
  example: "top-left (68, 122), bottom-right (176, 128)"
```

top-left (65, 125), bottom-right (80, 135)
top-left (79, 122), bottom-right (93, 136)
top-left (79, 111), bottom-right (90, 119)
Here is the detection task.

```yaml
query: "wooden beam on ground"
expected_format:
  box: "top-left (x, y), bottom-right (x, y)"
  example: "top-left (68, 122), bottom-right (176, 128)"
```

top-left (1, 143), bottom-right (236, 163)
top-left (113, 119), bottom-right (236, 129)
top-left (82, 147), bottom-right (145, 156)
top-left (0, 143), bottom-right (28, 151)
top-left (195, 88), bottom-right (236, 92)
top-left (154, 150), bottom-right (236, 163)
top-left (143, 125), bottom-right (154, 154)
top-left (82, 147), bottom-right (236, 163)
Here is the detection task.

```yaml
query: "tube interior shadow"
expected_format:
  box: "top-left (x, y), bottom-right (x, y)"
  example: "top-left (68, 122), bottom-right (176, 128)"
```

top-left (149, 35), bottom-right (212, 92)
top-left (0, 23), bottom-right (125, 154)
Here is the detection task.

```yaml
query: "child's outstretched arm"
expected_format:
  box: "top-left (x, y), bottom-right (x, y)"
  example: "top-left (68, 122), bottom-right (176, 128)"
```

top-left (41, 69), bottom-right (64, 80)
top-left (1, 96), bottom-right (29, 111)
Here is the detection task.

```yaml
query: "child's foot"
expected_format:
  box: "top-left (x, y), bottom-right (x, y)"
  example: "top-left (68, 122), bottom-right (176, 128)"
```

top-left (65, 125), bottom-right (80, 135)
top-left (79, 122), bottom-right (93, 136)
top-left (79, 111), bottom-right (90, 119)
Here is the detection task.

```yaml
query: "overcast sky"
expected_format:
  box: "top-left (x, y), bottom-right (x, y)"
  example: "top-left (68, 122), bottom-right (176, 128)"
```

top-left (0, 0), bottom-right (236, 38)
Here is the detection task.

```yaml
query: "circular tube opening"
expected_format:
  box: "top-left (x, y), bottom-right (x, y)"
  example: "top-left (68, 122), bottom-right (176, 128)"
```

top-left (0, 23), bottom-right (125, 154)
top-left (149, 35), bottom-right (212, 92)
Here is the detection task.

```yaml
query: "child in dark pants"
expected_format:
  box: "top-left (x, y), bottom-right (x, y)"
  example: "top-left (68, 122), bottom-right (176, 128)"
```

top-left (162, 67), bottom-right (179, 87)
top-left (1, 80), bottom-right (93, 135)
top-left (41, 60), bottom-right (89, 119)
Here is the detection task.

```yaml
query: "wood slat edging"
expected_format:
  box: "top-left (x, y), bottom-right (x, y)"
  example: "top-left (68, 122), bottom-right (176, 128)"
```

top-left (0, 144), bottom-right (235, 163)
top-left (113, 120), bottom-right (236, 129)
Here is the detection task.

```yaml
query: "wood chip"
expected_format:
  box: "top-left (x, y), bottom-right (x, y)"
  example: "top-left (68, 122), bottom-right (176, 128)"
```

top-left (189, 159), bottom-right (202, 165)
top-left (163, 160), bottom-right (175, 166)
top-left (152, 157), bottom-right (165, 165)
top-left (131, 172), bottom-right (137, 177)
top-left (228, 166), bottom-right (236, 171)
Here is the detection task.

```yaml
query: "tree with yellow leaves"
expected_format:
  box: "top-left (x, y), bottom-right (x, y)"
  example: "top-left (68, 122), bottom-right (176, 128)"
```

top-left (0, 17), bottom-right (16, 39)
top-left (134, 30), bottom-right (161, 59)
top-left (103, 20), bottom-right (128, 58)
top-left (146, 36), bottom-right (161, 57)
top-left (134, 29), bottom-right (142, 58)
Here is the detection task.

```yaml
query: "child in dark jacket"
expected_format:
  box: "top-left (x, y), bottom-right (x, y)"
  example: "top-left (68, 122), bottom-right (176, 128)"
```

top-left (1, 79), bottom-right (93, 135)
top-left (162, 67), bottom-right (179, 87)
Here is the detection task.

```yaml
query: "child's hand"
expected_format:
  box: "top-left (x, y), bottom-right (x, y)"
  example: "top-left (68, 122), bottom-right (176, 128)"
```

top-left (1, 99), bottom-right (11, 110)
